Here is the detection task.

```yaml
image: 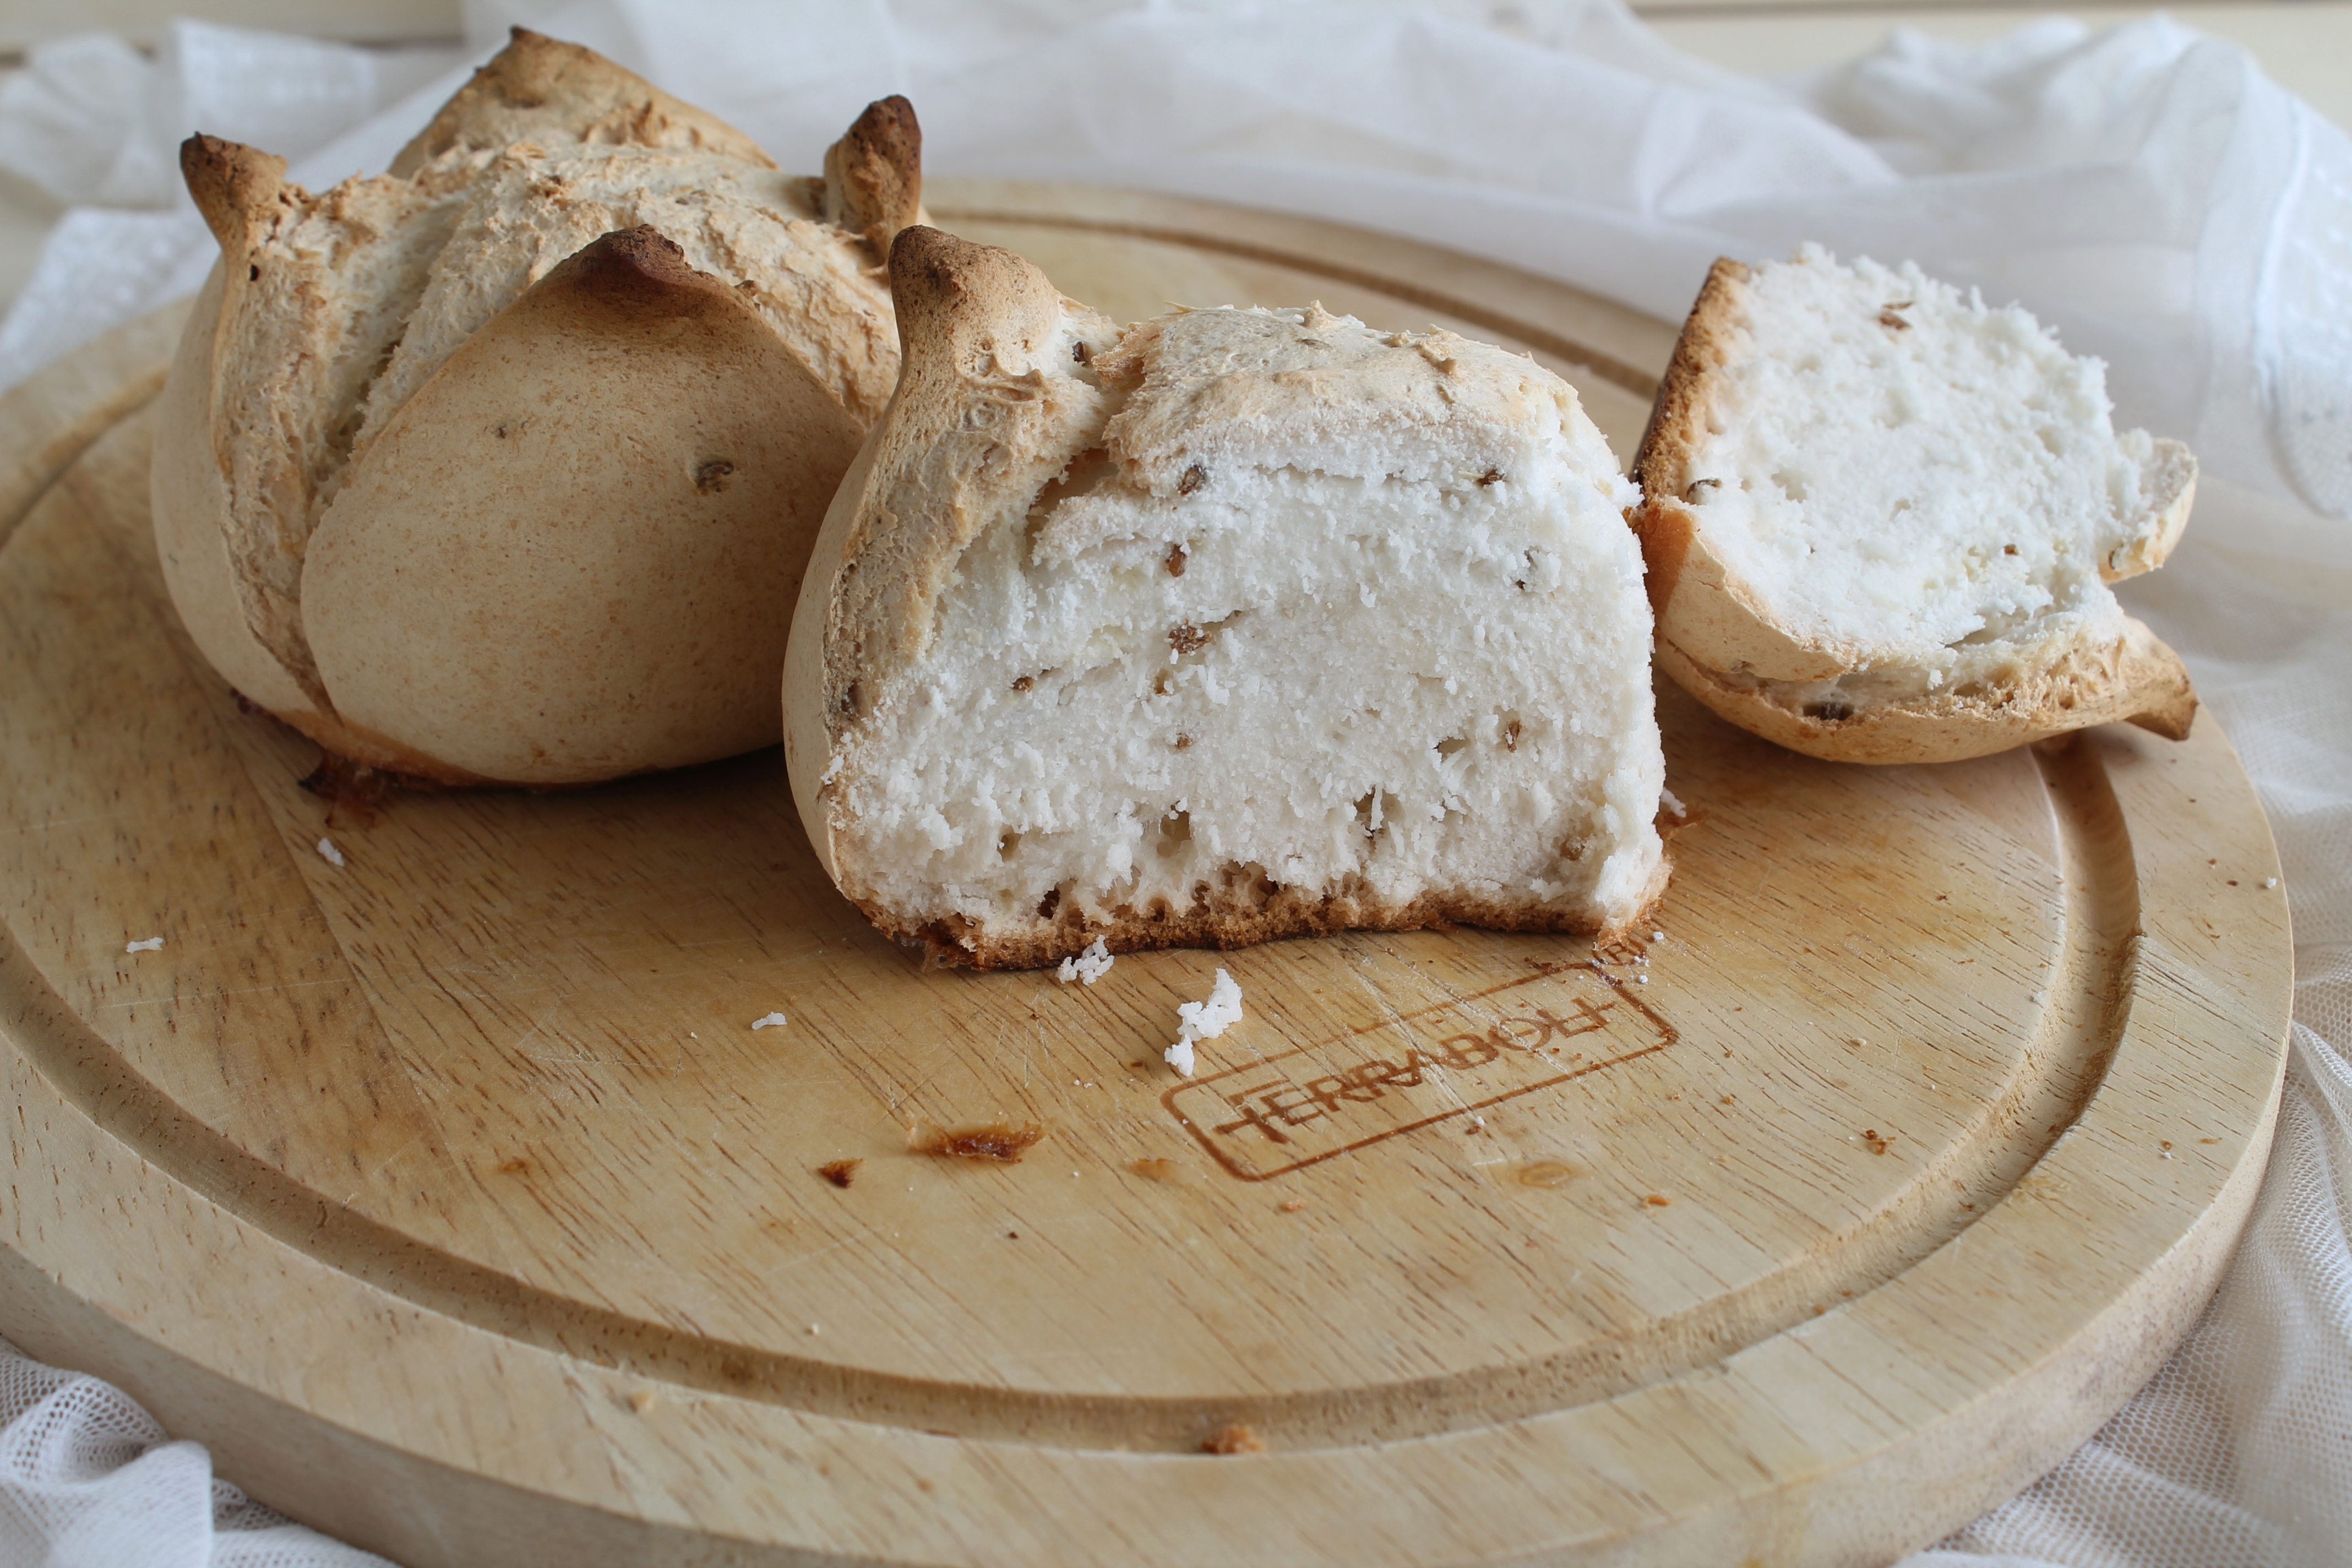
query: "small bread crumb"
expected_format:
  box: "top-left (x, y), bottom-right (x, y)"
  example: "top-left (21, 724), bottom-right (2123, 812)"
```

top-left (627, 1390), bottom-right (656, 1414)
top-left (1201, 1424), bottom-right (1265, 1455)
top-left (125, 937), bottom-right (163, 954)
top-left (1057, 937), bottom-right (1113, 986)
top-left (1660, 787), bottom-right (1686, 816)
top-left (1278, 1197), bottom-right (1306, 1213)
top-left (1166, 968), bottom-right (1243, 1076)
top-left (750, 1011), bottom-right (788, 1030)
top-left (315, 837), bottom-right (345, 867)
top-left (1644, 1193), bottom-right (1672, 1206)
top-left (907, 1120), bottom-right (1045, 1163)
top-left (1129, 1157), bottom-right (1180, 1182)
top-left (817, 1158), bottom-right (861, 1188)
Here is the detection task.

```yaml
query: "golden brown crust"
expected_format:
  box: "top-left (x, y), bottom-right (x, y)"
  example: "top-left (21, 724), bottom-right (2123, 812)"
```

top-left (388, 27), bottom-right (773, 177)
top-left (163, 42), bottom-right (908, 788)
top-left (1653, 617), bottom-right (2196, 765)
top-left (165, 140), bottom-right (346, 712)
top-left (1628, 253), bottom-right (2201, 761)
top-left (862, 858), bottom-right (1673, 971)
top-left (821, 96), bottom-right (924, 262)
top-left (179, 134), bottom-right (287, 256)
top-left (1628, 259), bottom-right (1854, 683)
top-left (266, 706), bottom-right (503, 787)
top-left (151, 262), bottom-right (335, 726)
top-left (1630, 256), bottom-right (1743, 618)
top-left (816, 227), bottom-right (1101, 754)
top-left (301, 225), bottom-right (862, 786)
top-left (2105, 441), bottom-right (2197, 581)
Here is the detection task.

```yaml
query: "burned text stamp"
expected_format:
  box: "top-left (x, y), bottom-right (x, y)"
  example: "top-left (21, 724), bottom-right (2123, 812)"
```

top-left (1163, 967), bottom-right (1675, 1180)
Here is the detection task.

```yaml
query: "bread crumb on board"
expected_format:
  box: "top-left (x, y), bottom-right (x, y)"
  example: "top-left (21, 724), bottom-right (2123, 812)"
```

top-left (1166, 969), bottom-right (1243, 1076)
top-left (1129, 1157), bottom-right (1181, 1182)
top-left (315, 837), bottom-right (346, 867)
top-left (750, 1011), bottom-right (788, 1030)
top-left (1201, 1423), bottom-right (1266, 1455)
top-left (125, 937), bottom-right (164, 954)
top-left (817, 1158), bottom-right (862, 1188)
top-left (907, 1120), bottom-right (1046, 1163)
top-left (1057, 937), bottom-right (1114, 985)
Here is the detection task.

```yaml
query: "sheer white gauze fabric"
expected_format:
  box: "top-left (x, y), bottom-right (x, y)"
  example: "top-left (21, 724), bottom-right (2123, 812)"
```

top-left (0, 4), bottom-right (2345, 1567)
top-left (0, 1337), bottom-right (392, 1566)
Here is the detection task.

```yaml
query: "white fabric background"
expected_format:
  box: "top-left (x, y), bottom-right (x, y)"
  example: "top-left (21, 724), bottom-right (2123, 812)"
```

top-left (0, 4), bottom-right (2345, 1564)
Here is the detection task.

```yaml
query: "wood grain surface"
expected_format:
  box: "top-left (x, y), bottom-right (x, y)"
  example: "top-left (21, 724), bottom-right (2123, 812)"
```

top-left (0, 183), bottom-right (2295, 1568)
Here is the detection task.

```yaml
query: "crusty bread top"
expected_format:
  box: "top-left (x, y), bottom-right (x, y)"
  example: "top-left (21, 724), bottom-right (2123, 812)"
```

top-left (1097, 304), bottom-right (1611, 499)
top-left (178, 134), bottom-right (471, 706)
top-left (813, 231), bottom-right (1635, 763)
top-left (389, 27), bottom-right (772, 178)
top-left (349, 143), bottom-right (896, 451)
top-left (299, 225), bottom-right (864, 784)
top-left (168, 31), bottom-right (922, 783)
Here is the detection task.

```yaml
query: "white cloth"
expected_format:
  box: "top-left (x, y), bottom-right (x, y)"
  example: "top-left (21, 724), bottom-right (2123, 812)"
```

top-left (0, 1338), bottom-right (393, 1566)
top-left (0, 5), bottom-right (2345, 1565)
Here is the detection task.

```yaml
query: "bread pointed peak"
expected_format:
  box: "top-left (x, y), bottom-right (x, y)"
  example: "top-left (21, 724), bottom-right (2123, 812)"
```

top-left (389, 27), bottom-right (772, 177)
top-left (823, 95), bottom-right (924, 259)
top-left (886, 226), bottom-right (1069, 379)
top-left (180, 134), bottom-right (287, 255)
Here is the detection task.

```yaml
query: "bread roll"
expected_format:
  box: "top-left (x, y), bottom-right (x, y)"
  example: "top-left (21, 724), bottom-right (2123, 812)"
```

top-left (1630, 247), bottom-right (2197, 765)
top-left (785, 228), bottom-right (1668, 969)
top-left (151, 29), bottom-right (923, 785)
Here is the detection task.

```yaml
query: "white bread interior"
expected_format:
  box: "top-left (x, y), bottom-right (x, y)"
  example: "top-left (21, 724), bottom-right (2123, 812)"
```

top-left (1630, 247), bottom-right (2197, 764)
top-left (151, 30), bottom-right (922, 785)
top-left (785, 228), bottom-right (1667, 970)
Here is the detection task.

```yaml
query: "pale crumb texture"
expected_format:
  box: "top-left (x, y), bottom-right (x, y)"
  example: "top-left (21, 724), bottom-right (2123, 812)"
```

top-left (1659, 786), bottom-right (1685, 817)
top-left (1684, 246), bottom-right (2184, 703)
top-left (830, 303), bottom-right (1666, 963)
top-left (315, 837), bottom-right (345, 867)
top-left (1166, 967), bottom-right (1243, 1076)
top-left (749, 1011), bottom-right (788, 1030)
top-left (1057, 937), bottom-right (1114, 985)
top-left (124, 937), bottom-right (164, 954)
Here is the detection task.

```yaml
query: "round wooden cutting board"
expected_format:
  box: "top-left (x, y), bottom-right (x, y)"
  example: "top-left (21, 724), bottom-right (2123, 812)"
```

top-left (0, 182), bottom-right (2293, 1568)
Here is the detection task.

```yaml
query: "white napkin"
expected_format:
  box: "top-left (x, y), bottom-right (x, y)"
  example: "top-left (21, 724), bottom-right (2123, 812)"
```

top-left (0, 6), bottom-right (2345, 1566)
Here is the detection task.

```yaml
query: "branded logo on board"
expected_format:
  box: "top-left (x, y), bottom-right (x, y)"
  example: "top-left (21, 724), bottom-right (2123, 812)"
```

top-left (1162, 966), bottom-right (1675, 1180)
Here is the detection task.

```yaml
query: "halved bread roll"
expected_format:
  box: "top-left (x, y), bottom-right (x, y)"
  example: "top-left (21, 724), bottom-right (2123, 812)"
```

top-left (1630, 248), bottom-right (2197, 765)
top-left (784, 228), bottom-right (1667, 969)
top-left (151, 29), bottom-right (923, 785)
